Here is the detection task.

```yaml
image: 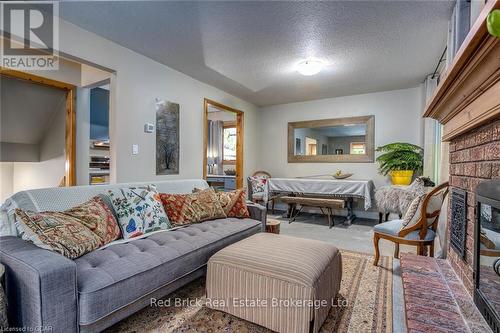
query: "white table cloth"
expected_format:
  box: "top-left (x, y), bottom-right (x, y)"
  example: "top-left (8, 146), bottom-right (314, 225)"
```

top-left (268, 177), bottom-right (374, 210)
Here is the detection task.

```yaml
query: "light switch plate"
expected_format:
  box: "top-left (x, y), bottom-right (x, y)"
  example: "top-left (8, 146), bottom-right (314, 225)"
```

top-left (144, 123), bottom-right (154, 133)
top-left (132, 144), bottom-right (139, 155)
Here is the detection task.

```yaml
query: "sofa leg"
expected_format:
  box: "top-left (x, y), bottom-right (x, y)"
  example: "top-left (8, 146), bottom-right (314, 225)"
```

top-left (378, 212), bottom-right (383, 224)
top-left (385, 213), bottom-right (389, 221)
top-left (373, 233), bottom-right (381, 266)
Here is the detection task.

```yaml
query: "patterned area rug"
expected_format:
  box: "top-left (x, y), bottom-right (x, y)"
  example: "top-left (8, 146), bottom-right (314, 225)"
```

top-left (106, 250), bottom-right (392, 333)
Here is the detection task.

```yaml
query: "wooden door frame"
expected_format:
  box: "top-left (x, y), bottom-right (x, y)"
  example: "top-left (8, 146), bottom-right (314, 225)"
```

top-left (0, 67), bottom-right (77, 186)
top-left (203, 98), bottom-right (244, 188)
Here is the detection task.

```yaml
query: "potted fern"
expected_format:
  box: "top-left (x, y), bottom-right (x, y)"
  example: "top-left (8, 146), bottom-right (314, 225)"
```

top-left (376, 143), bottom-right (423, 185)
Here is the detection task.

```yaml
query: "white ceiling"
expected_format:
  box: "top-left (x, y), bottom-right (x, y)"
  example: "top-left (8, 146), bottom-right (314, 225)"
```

top-left (1, 76), bottom-right (66, 144)
top-left (59, 1), bottom-right (454, 106)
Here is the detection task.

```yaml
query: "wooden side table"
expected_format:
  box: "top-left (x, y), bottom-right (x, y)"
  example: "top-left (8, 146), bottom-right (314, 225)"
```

top-left (266, 219), bottom-right (281, 234)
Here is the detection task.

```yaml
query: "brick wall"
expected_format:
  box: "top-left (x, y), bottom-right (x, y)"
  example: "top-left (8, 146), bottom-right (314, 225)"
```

top-left (447, 119), bottom-right (500, 295)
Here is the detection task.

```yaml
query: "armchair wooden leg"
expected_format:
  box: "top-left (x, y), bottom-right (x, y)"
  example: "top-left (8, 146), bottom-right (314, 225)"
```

top-left (429, 243), bottom-right (434, 257)
top-left (373, 233), bottom-right (381, 266)
top-left (379, 212), bottom-right (383, 224)
top-left (385, 213), bottom-right (389, 222)
top-left (417, 244), bottom-right (424, 256)
top-left (394, 243), bottom-right (400, 259)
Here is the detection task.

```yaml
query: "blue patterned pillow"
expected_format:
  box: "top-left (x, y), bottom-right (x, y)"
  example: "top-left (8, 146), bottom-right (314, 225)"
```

top-left (107, 185), bottom-right (171, 239)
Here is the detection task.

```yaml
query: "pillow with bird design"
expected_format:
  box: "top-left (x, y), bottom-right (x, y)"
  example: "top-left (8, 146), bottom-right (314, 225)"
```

top-left (107, 185), bottom-right (171, 239)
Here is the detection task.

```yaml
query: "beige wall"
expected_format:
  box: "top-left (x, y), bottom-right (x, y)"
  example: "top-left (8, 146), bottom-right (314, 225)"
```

top-left (53, 19), bottom-right (260, 183)
top-left (0, 163), bottom-right (14, 203)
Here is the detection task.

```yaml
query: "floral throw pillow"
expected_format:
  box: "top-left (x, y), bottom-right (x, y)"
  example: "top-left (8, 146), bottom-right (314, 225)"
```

top-left (108, 185), bottom-right (171, 239)
top-left (14, 196), bottom-right (121, 259)
top-left (216, 189), bottom-right (250, 218)
top-left (160, 188), bottom-right (226, 226)
top-left (249, 176), bottom-right (268, 194)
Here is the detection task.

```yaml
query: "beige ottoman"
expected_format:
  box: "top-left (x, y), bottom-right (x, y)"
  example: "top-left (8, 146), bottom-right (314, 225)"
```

top-left (206, 233), bottom-right (342, 333)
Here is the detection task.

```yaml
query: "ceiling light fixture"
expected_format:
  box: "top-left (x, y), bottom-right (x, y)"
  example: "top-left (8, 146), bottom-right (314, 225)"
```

top-left (296, 59), bottom-right (323, 76)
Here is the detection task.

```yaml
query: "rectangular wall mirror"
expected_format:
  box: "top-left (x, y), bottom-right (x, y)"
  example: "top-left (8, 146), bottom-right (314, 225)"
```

top-left (288, 115), bottom-right (374, 163)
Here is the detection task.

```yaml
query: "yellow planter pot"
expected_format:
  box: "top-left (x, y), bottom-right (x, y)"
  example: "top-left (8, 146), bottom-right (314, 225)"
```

top-left (390, 170), bottom-right (414, 185)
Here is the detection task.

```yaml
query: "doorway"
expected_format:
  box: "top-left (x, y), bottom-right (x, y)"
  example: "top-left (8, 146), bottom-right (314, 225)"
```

top-left (86, 82), bottom-right (111, 185)
top-left (203, 99), bottom-right (243, 189)
top-left (0, 68), bottom-right (76, 195)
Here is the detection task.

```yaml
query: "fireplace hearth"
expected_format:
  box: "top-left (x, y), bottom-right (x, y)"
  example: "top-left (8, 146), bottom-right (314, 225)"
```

top-left (450, 188), bottom-right (467, 258)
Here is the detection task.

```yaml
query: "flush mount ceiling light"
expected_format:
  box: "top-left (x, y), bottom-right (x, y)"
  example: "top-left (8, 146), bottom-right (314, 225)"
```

top-left (296, 59), bottom-right (324, 76)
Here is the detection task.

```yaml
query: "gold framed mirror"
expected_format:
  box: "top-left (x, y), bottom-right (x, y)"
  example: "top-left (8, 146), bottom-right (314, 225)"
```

top-left (288, 115), bottom-right (375, 163)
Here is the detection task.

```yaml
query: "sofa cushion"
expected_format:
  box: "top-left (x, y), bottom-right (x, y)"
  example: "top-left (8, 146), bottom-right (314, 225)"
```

top-left (67, 195), bottom-right (121, 245)
top-left (107, 185), bottom-right (171, 239)
top-left (401, 194), bottom-right (424, 229)
top-left (401, 191), bottom-right (444, 230)
top-left (216, 189), bottom-right (250, 218)
top-left (159, 188), bottom-right (226, 226)
top-left (14, 196), bottom-right (121, 259)
top-left (75, 217), bottom-right (260, 325)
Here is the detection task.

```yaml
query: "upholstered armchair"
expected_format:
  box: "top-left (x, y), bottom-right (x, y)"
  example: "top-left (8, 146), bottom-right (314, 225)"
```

top-left (373, 182), bottom-right (449, 266)
top-left (247, 171), bottom-right (277, 213)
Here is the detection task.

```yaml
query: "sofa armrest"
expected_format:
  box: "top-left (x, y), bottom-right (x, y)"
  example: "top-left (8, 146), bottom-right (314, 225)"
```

top-left (0, 236), bottom-right (78, 333)
top-left (247, 202), bottom-right (267, 232)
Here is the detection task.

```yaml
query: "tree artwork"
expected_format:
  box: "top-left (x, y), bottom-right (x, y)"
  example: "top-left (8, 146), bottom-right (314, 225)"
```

top-left (156, 101), bottom-right (179, 175)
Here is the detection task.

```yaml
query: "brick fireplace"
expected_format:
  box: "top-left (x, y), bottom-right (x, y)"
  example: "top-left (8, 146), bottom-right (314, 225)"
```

top-left (422, 0), bottom-right (499, 306)
top-left (447, 120), bottom-right (500, 295)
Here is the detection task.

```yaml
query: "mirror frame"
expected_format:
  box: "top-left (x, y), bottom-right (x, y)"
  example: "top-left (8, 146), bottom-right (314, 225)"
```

top-left (287, 115), bottom-right (375, 163)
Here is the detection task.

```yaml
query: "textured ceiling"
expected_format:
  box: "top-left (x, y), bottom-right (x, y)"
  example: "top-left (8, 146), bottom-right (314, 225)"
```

top-left (1, 76), bottom-right (66, 144)
top-left (59, 1), bottom-right (454, 106)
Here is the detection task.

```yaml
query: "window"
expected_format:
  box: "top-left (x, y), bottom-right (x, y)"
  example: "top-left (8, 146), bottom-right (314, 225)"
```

top-left (350, 142), bottom-right (366, 154)
top-left (223, 126), bottom-right (237, 162)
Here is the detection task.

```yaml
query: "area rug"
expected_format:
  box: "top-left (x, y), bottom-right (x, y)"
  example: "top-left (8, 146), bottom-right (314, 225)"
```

top-left (105, 250), bottom-right (393, 333)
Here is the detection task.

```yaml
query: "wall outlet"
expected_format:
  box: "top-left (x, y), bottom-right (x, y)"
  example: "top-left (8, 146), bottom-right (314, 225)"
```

top-left (132, 144), bottom-right (139, 155)
top-left (144, 123), bottom-right (154, 133)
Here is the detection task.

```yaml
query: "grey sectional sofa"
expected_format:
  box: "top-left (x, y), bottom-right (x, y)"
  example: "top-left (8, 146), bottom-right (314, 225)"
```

top-left (0, 179), bottom-right (266, 333)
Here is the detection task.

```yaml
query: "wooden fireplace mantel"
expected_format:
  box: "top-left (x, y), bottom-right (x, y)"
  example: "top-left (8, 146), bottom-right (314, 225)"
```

top-left (423, 0), bottom-right (500, 141)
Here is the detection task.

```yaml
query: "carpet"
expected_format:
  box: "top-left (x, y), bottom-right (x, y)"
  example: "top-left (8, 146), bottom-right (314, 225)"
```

top-left (105, 250), bottom-right (393, 333)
